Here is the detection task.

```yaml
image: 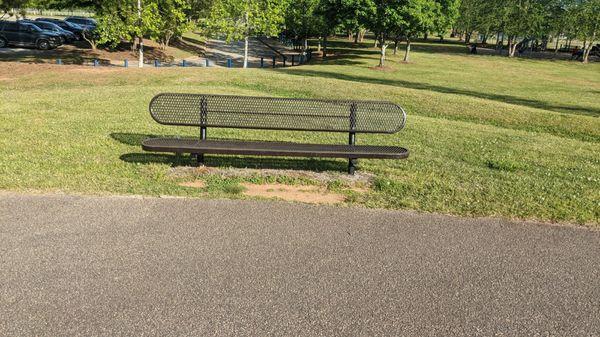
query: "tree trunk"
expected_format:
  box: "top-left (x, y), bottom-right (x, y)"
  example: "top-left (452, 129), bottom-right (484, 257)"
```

top-left (137, 0), bottom-right (143, 68)
top-left (164, 31), bottom-right (173, 49)
top-left (495, 32), bottom-right (501, 50)
top-left (582, 33), bottom-right (595, 63)
top-left (354, 30), bottom-right (359, 44)
top-left (323, 35), bottom-right (327, 58)
top-left (554, 35), bottom-right (560, 54)
top-left (359, 29), bottom-right (365, 42)
top-left (508, 38), bottom-right (519, 58)
top-left (393, 38), bottom-right (399, 55)
top-left (373, 33), bottom-right (379, 48)
top-left (243, 35), bottom-right (249, 68)
top-left (81, 31), bottom-right (97, 50)
top-left (465, 31), bottom-right (472, 44)
top-left (348, 30), bottom-right (353, 41)
top-left (583, 47), bottom-right (591, 63)
top-left (138, 35), bottom-right (144, 67)
top-left (424, 32), bottom-right (428, 40)
top-left (304, 38), bottom-right (308, 51)
top-left (404, 39), bottom-right (411, 62)
top-left (378, 41), bottom-right (387, 67)
top-left (243, 11), bottom-right (249, 68)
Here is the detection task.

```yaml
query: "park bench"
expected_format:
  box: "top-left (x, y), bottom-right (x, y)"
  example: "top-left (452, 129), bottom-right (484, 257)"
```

top-left (142, 93), bottom-right (409, 174)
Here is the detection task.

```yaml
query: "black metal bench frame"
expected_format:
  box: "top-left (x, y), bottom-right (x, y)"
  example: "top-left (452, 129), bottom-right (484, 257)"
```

top-left (142, 93), bottom-right (409, 174)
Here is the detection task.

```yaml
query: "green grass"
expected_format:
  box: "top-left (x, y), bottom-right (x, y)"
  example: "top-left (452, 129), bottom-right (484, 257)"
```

top-left (0, 39), bottom-right (599, 225)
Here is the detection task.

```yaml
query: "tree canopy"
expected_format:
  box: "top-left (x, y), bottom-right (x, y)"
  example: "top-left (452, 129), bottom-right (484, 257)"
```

top-left (4, 0), bottom-right (597, 64)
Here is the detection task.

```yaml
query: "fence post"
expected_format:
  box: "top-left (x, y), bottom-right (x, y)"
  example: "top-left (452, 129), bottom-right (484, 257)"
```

top-left (227, 58), bottom-right (232, 68)
top-left (124, 59), bottom-right (128, 68)
top-left (260, 57), bottom-right (264, 68)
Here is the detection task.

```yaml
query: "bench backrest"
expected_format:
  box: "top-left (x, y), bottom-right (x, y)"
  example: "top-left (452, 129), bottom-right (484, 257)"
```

top-left (149, 93), bottom-right (407, 134)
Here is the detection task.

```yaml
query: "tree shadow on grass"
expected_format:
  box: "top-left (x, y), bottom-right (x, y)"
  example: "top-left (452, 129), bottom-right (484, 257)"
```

top-left (111, 132), bottom-right (156, 146)
top-left (111, 133), bottom-right (347, 172)
top-left (279, 68), bottom-right (600, 117)
top-left (171, 38), bottom-right (205, 57)
top-left (120, 153), bottom-right (347, 172)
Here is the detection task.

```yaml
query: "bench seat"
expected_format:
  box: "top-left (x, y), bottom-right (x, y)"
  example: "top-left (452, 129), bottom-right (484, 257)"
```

top-left (142, 138), bottom-right (409, 159)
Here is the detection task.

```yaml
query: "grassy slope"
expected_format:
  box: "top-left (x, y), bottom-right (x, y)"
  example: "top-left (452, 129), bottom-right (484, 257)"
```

top-left (1, 39), bottom-right (598, 225)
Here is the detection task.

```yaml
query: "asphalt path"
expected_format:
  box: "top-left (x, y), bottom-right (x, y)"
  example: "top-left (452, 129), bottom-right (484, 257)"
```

top-left (1, 193), bottom-right (599, 336)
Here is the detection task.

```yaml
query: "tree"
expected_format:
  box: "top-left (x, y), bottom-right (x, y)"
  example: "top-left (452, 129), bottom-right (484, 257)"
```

top-left (431, 0), bottom-right (460, 40)
top-left (367, 0), bottom-right (400, 67)
top-left (153, 0), bottom-right (191, 49)
top-left (339, 0), bottom-right (375, 43)
top-left (316, 0), bottom-right (344, 58)
top-left (208, 0), bottom-right (286, 68)
top-left (500, 0), bottom-right (546, 57)
top-left (571, 0), bottom-right (600, 63)
top-left (284, 0), bottom-right (323, 50)
top-left (396, 0), bottom-right (438, 62)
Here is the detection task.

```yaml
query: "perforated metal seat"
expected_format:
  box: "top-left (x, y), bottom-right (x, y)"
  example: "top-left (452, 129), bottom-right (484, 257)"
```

top-left (142, 138), bottom-right (409, 159)
top-left (143, 93), bottom-right (409, 174)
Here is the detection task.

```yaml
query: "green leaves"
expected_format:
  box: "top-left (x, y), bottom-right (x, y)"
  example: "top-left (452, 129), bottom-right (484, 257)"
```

top-left (207, 0), bottom-right (285, 42)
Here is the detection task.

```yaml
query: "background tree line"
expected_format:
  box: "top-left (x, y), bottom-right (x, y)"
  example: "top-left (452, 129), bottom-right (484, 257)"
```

top-left (1, 0), bottom-right (598, 64)
top-left (456, 0), bottom-right (599, 62)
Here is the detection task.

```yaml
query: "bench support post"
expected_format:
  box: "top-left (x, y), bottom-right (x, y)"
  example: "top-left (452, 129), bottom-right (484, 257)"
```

top-left (348, 103), bottom-right (358, 175)
top-left (348, 132), bottom-right (357, 175)
top-left (195, 99), bottom-right (208, 166)
top-left (195, 126), bottom-right (207, 165)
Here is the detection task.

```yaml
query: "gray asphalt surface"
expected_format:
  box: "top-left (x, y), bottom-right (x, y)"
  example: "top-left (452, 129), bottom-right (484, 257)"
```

top-left (1, 193), bottom-right (599, 336)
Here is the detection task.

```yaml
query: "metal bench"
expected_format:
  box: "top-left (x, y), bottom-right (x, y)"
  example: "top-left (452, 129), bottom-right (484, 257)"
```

top-left (142, 93), bottom-right (409, 174)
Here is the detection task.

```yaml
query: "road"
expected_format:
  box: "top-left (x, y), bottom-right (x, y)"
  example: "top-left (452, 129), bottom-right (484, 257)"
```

top-left (1, 193), bottom-right (599, 336)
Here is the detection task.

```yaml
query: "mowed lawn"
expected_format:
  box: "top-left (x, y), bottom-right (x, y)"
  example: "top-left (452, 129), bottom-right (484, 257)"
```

top-left (1, 39), bottom-right (598, 225)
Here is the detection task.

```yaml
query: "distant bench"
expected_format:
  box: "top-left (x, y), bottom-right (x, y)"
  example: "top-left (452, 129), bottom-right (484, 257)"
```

top-left (142, 93), bottom-right (409, 174)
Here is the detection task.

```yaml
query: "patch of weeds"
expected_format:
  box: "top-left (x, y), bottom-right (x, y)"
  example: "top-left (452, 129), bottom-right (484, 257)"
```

top-left (326, 179), bottom-right (351, 192)
top-left (222, 183), bottom-right (245, 195)
top-left (485, 159), bottom-right (526, 172)
top-left (203, 175), bottom-right (245, 195)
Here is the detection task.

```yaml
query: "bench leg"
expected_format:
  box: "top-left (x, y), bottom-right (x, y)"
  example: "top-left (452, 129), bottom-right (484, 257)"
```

top-left (191, 153), bottom-right (205, 167)
top-left (348, 158), bottom-right (357, 175)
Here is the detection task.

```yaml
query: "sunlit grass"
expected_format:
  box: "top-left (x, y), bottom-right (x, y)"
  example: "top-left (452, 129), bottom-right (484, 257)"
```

top-left (0, 38), bottom-right (598, 225)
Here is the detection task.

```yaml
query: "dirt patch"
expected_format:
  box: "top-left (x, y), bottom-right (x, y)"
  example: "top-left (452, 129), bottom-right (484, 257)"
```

top-left (241, 183), bottom-right (345, 204)
top-left (169, 166), bottom-right (375, 186)
top-left (179, 180), bottom-right (206, 189)
top-left (368, 65), bottom-right (396, 72)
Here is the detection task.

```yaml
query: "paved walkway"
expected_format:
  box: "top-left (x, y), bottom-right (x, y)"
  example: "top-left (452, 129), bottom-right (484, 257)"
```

top-left (1, 193), bottom-right (599, 335)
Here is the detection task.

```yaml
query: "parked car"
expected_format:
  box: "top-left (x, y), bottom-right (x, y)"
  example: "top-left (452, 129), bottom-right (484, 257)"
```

top-left (0, 20), bottom-right (63, 50)
top-left (35, 18), bottom-right (84, 40)
top-left (20, 19), bottom-right (76, 43)
top-left (65, 17), bottom-right (96, 31)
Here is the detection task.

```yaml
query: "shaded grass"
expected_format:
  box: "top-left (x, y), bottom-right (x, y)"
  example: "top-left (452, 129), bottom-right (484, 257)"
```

top-left (0, 39), bottom-right (599, 225)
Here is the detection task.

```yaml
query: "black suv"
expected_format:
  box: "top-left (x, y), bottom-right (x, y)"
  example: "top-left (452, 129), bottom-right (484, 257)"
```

top-left (0, 21), bottom-right (63, 49)
top-left (21, 20), bottom-right (76, 43)
top-left (35, 18), bottom-right (84, 40)
top-left (65, 16), bottom-right (97, 31)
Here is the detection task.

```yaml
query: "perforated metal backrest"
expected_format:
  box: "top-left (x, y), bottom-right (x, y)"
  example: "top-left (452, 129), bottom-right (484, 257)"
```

top-left (149, 93), bottom-right (407, 134)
